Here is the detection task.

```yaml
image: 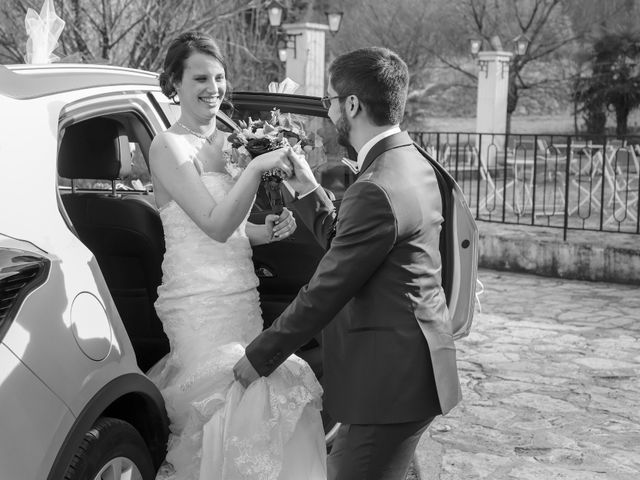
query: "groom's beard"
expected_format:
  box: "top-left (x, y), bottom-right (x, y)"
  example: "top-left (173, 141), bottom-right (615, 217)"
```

top-left (335, 104), bottom-right (351, 148)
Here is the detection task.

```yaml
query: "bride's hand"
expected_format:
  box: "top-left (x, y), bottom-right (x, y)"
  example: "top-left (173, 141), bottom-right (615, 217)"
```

top-left (266, 207), bottom-right (296, 242)
top-left (249, 148), bottom-right (293, 178)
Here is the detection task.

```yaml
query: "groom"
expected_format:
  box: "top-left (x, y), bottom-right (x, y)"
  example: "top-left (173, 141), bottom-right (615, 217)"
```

top-left (234, 46), bottom-right (461, 479)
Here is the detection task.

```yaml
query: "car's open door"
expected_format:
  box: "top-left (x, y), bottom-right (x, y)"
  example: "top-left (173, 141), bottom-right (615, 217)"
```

top-left (227, 93), bottom-right (356, 332)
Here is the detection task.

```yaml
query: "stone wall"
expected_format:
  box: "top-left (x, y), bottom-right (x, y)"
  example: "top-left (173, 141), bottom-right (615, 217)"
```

top-left (478, 221), bottom-right (640, 285)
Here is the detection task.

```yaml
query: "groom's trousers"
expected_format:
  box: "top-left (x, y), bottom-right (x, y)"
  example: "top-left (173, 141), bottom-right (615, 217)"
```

top-left (327, 417), bottom-right (434, 480)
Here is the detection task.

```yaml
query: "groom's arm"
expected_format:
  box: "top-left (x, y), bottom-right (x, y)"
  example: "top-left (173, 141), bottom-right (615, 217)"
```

top-left (245, 180), bottom-right (397, 377)
top-left (289, 187), bottom-right (338, 250)
top-left (283, 149), bottom-right (338, 250)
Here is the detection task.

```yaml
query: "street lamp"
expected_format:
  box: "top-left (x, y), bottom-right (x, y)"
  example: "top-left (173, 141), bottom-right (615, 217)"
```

top-left (267, 0), bottom-right (343, 62)
top-left (469, 38), bottom-right (482, 56)
top-left (512, 34), bottom-right (530, 57)
top-left (325, 11), bottom-right (344, 35)
top-left (276, 37), bottom-right (288, 63)
top-left (266, 0), bottom-right (284, 27)
top-left (267, 1), bottom-right (301, 61)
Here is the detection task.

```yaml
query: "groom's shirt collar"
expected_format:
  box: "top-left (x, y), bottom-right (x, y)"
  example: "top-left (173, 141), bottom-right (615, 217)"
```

top-left (356, 125), bottom-right (401, 171)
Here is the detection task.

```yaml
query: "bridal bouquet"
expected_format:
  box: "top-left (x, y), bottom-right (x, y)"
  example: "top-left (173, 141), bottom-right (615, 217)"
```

top-left (225, 109), bottom-right (320, 214)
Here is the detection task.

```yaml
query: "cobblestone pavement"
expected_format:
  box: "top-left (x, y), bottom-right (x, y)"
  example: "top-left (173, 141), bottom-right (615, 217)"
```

top-left (414, 269), bottom-right (640, 480)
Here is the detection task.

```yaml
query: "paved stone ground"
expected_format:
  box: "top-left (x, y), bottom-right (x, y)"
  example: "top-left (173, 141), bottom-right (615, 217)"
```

top-left (414, 268), bottom-right (640, 479)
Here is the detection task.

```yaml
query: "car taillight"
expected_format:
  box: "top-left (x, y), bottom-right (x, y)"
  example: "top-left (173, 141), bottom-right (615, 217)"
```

top-left (0, 248), bottom-right (50, 341)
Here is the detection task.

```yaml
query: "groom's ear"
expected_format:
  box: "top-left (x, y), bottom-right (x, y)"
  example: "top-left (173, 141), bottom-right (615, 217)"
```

top-left (346, 95), bottom-right (360, 118)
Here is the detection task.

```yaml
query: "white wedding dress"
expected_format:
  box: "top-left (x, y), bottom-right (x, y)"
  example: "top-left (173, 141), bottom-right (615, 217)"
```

top-left (148, 171), bottom-right (326, 480)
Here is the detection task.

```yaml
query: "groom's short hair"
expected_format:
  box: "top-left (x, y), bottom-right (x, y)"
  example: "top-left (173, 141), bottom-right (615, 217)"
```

top-left (329, 47), bottom-right (409, 126)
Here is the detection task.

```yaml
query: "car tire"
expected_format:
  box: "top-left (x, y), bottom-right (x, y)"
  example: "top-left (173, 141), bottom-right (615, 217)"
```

top-left (63, 417), bottom-right (155, 480)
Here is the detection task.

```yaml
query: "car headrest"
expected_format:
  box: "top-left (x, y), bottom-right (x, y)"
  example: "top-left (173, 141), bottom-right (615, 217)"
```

top-left (58, 117), bottom-right (131, 180)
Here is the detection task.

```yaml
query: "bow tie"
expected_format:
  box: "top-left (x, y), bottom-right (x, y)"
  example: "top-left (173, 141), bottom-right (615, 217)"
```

top-left (341, 157), bottom-right (359, 174)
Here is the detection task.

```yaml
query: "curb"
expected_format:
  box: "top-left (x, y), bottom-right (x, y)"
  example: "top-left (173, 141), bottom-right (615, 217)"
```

top-left (476, 221), bottom-right (640, 285)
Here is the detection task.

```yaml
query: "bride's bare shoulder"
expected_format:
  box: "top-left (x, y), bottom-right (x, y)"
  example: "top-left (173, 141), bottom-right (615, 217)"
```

top-left (152, 126), bottom-right (183, 147)
top-left (151, 127), bottom-right (188, 155)
top-left (150, 128), bottom-right (194, 172)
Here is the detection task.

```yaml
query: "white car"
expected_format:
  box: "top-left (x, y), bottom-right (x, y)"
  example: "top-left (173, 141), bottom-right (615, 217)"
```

top-left (0, 63), bottom-right (478, 480)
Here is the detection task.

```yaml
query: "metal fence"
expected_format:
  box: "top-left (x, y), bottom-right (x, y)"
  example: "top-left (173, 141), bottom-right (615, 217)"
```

top-left (408, 131), bottom-right (640, 239)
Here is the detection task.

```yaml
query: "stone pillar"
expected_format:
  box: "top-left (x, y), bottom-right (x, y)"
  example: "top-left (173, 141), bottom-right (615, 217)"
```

top-left (282, 22), bottom-right (329, 96)
top-left (475, 51), bottom-right (513, 167)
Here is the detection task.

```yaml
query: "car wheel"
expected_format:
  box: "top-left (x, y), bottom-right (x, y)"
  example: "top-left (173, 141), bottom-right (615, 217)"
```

top-left (64, 417), bottom-right (155, 480)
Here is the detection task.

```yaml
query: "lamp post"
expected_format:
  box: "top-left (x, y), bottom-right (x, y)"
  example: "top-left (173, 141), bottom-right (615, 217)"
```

top-left (267, 1), bottom-right (302, 62)
top-left (470, 34), bottom-right (529, 166)
top-left (326, 11), bottom-right (344, 36)
top-left (266, 0), bottom-right (343, 95)
top-left (512, 34), bottom-right (530, 57)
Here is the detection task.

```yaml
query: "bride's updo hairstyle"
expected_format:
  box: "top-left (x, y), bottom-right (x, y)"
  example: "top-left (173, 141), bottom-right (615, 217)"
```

top-left (159, 31), bottom-right (227, 102)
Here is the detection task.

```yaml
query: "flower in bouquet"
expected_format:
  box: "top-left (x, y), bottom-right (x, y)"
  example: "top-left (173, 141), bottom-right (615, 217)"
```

top-left (224, 109), bottom-right (321, 213)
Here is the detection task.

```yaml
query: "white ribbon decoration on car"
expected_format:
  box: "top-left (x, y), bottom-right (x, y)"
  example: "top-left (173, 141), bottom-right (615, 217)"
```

top-left (268, 77), bottom-right (301, 94)
top-left (25, 0), bottom-right (65, 64)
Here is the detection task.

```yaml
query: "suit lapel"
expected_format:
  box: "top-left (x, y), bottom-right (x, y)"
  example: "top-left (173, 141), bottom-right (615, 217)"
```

top-left (358, 131), bottom-right (414, 177)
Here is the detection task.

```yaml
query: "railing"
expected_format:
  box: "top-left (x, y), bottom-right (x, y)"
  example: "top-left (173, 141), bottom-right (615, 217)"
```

top-left (408, 131), bottom-right (640, 239)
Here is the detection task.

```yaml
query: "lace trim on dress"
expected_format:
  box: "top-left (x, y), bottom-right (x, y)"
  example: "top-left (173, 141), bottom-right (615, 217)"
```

top-left (220, 363), bottom-right (322, 480)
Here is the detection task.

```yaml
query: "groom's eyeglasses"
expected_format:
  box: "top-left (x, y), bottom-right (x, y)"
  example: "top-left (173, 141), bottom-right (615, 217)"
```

top-left (321, 95), bottom-right (347, 110)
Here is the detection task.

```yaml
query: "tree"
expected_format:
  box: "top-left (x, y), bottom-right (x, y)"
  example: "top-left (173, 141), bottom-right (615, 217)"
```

top-left (325, 0), bottom-right (448, 93)
top-left (569, 0), bottom-right (640, 136)
top-left (322, 0), bottom-right (598, 132)
top-left (428, 0), bottom-right (584, 133)
top-left (573, 32), bottom-right (640, 136)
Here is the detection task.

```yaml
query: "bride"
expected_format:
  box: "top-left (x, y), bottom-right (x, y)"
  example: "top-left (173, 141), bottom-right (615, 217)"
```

top-left (147, 31), bottom-right (326, 480)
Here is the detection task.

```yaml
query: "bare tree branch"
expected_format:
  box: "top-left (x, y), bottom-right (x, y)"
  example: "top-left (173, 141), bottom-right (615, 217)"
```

top-left (431, 51), bottom-right (477, 81)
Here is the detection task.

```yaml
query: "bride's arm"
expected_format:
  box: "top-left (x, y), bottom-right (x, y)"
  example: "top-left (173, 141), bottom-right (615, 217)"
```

top-left (150, 133), bottom-right (290, 243)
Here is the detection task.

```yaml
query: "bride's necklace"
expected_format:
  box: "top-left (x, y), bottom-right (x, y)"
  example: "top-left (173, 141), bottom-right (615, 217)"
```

top-left (177, 121), bottom-right (217, 145)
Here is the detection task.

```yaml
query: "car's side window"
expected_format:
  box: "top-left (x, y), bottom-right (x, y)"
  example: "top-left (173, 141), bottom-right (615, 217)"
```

top-left (58, 143), bottom-right (150, 191)
top-left (122, 141), bottom-right (152, 191)
top-left (57, 112), bottom-right (155, 197)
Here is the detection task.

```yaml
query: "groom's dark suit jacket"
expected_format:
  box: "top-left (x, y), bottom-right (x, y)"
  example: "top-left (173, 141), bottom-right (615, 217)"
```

top-left (246, 131), bottom-right (461, 424)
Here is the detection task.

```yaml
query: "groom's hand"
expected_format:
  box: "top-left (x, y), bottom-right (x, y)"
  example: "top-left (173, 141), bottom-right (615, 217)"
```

top-left (285, 148), bottom-right (319, 196)
top-left (233, 354), bottom-right (260, 388)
